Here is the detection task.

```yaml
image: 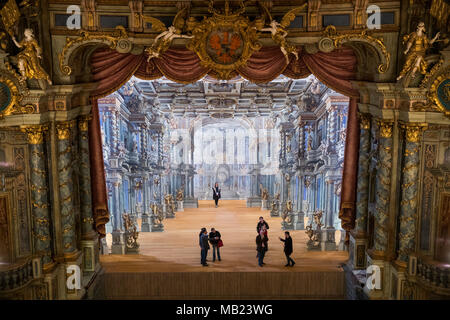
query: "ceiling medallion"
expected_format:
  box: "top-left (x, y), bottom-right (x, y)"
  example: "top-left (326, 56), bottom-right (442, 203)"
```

top-left (186, 1), bottom-right (262, 79)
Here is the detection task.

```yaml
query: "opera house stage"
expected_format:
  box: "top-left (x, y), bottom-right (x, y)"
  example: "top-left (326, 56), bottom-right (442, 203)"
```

top-left (98, 200), bottom-right (348, 300)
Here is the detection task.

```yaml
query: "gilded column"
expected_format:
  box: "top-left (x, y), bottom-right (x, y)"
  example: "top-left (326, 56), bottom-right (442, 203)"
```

top-left (397, 124), bottom-right (426, 264)
top-left (22, 125), bottom-right (53, 267)
top-left (78, 116), bottom-right (96, 239)
top-left (354, 113), bottom-right (371, 236)
top-left (373, 120), bottom-right (393, 253)
top-left (57, 121), bottom-right (78, 256)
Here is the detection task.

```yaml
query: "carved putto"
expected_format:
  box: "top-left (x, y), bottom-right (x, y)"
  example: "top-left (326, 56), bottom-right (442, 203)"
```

top-left (176, 188), bottom-right (184, 201)
top-left (142, 8), bottom-right (193, 61)
top-left (122, 213), bottom-right (139, 249)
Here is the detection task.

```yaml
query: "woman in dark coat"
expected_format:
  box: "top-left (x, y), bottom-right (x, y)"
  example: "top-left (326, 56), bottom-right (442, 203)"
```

top-left (212, 182), bottom-right (221, 208)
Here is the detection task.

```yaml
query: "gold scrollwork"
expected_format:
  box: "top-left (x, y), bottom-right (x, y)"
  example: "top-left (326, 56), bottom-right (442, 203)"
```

top-left (20, 124), bottom-right (48, 144)
top-left (377, 120), bottom-right (393, 138)
top-left (0, 76), bottom-right (20, 117)
top-left (322, 25), bottom-right (390, 73)
top-left (59, 26), bottom-right (128, 76)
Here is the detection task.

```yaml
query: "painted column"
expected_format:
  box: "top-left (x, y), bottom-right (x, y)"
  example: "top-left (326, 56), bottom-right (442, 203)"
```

top-left (78, 116), bottom-right (96, 239)
top-left (326, 179), bottom-right (335, 227)
top-left (22, 125), bottom-right (53, 267)
top-left (56, 121), bottom-right (78, 256)
top-left (397, 124), bottom-right (426, 264)
top-left (354, 113), bottom-right (371, 236)
top-left (373, 120), bottom-right (393, 253)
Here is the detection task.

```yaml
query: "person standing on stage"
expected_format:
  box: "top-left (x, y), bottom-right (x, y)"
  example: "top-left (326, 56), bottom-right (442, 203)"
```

top-left (200, 228), bottom-right (210, 266)
top-left (212, 182), bottom-right (221, 208)
top-left (256, 230), bottom-right (268, 267)
top-left (209, 227), bottom-right (222, 262)
top-left (279, 231), bottom-right (295, 267)
top-left (257, 216), bottom-right (269, 234)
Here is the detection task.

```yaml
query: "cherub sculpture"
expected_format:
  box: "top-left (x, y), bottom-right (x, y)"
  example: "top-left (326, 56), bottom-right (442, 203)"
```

top-left (261, 188), bottom-right (269, 200)
top-left (151, 203), bottom-right (164, 226)
top-left (397, 21), bottom-right (440, 81)
top-left (11, 28), bottom-right (51, 84)
top-left (281, 200), bottom-right (293, 223)
top-left (142, 8), bottom-right (193, 61)
top-left (260, 5), bottom-right (306, 63)
top-left (122, 213), bottom-right (139, 249)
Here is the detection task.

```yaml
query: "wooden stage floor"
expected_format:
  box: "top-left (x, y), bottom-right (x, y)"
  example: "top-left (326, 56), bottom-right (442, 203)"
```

top-left (102, 200), bottom-right (348, 272)
top-left (99, 200), bottom-right (348, 299)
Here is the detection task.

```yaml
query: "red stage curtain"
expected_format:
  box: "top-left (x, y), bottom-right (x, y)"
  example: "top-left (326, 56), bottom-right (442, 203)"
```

top-left (237, 46), bottom-right (288, 83)
top-left (88, 45), bottom-right (360, 239)
top-left (88, 100), bottom-right (110, 238)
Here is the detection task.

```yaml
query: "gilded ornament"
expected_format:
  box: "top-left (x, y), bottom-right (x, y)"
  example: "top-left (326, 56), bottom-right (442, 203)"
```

top-left (428, 68), bottom-right (450, 118)
top-left (377, 120), bottom-right (393, 138)
top-left (12, 29), bottom-right (52, 84)
top-left (397, 22), bottom-right (440, 81)
top-left (20, 125), bottom-right (48, 144)
top-left (322, 25), bottom-right (390, 73)
top-left (186, 0), bottom-right (263, 79)
top-left (401, 123), bottom-right (427, 142)
top-left (56, 121), bottom-right (75, 140)
top-left (359, 113), bottom-right (371, 130)
top-left (0, 76), bottom-right (20, 117)
top-left (78, 115), bottom-right (91, 132)
top-left (0, 0), bottom-right (20, 36)
top-left (59, 26), bottom-right (128, 76)
top-left (420, 58), bottom-right (444, 88)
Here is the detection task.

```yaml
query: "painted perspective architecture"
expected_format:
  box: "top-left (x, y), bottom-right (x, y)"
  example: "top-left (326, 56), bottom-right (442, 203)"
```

top-left (0, 0), bottom-right (449, 300)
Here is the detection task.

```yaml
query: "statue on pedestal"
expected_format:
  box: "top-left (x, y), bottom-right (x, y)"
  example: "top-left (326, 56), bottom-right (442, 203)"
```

top-left (164, 194), bottom-right (175, 218)
top-left (270, 192), bottom-right (280, 217)
top-left (281, 200), bottom-right (294, 230)
top-left (306, 210), bottom-right (323, 251)
top-left (122, 213), bottom-right (139, 253)
top-left (150, 203), bottom-right (164, 232)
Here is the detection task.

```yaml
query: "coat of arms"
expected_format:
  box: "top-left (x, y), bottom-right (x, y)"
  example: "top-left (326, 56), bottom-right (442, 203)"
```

top-left (186, 1), bottom-right (263, 79)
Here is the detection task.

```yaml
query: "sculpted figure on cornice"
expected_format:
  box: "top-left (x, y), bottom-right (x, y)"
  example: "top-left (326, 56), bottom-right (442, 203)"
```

top-left (397, 22), bottom-right (441, 82)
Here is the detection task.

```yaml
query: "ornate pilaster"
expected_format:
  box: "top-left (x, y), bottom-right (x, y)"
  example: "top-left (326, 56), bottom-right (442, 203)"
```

top-left (396, 124), bottom-right (426, 265)
top-left (21, 125), bottom-right (53, 268)
top-left (354, 113), bottom-right (371, 236)
top-left (78, 116), bottom-right (96, 239)
top-left (56, 121), bottom-right (78, 257)
top-left (373, 120), bottom-right (393, 255)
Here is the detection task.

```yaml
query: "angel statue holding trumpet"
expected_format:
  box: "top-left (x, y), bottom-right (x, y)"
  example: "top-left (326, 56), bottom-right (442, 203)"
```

top-left (142, 8), bottom-right (193, 61)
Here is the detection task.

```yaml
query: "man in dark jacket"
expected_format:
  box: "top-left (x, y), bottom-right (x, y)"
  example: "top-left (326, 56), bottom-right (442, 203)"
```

top-left (212, 183), bottom-right (221, 208)
top-left (256, 232), bottom-right (268, 267)
top-left (209, 228), bottom-right (222, 262)
top-left (279, 231), bottom-right (295, 267)
top-left (200, 228), bottom-right (210, 266)
top-left (256, 216), bottom-right (269, 234)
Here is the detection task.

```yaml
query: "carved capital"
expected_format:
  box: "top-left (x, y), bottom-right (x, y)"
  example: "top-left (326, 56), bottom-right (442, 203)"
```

top-left (78, 115), bottom-right (92, 132)
top-left (376, 120), bottom-right (393, 138)
top-left (400, 123), bottom-right (428, 143)
top-left (21, 125), bottom-right (49, 145)
top-left (56, 121), bottom-right (75, 140)
top-left (358, 113), bottom-right (371, 130)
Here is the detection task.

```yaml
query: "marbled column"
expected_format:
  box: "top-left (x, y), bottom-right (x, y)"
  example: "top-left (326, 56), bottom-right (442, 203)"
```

top-left (78, 116), bottom-right (96, 239)
top-left (56, 121), bottom-right (77, 256)
top-left (397, 124), bottom-right (425, 264)
top-left (326, 180), bottom-right (335, 227)
top-left (354, 113), bottom-right (371, 236)
top-left (373, 120), bottom-right (393, 253)
top-left (22, 125), bottom-right (53, 266)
